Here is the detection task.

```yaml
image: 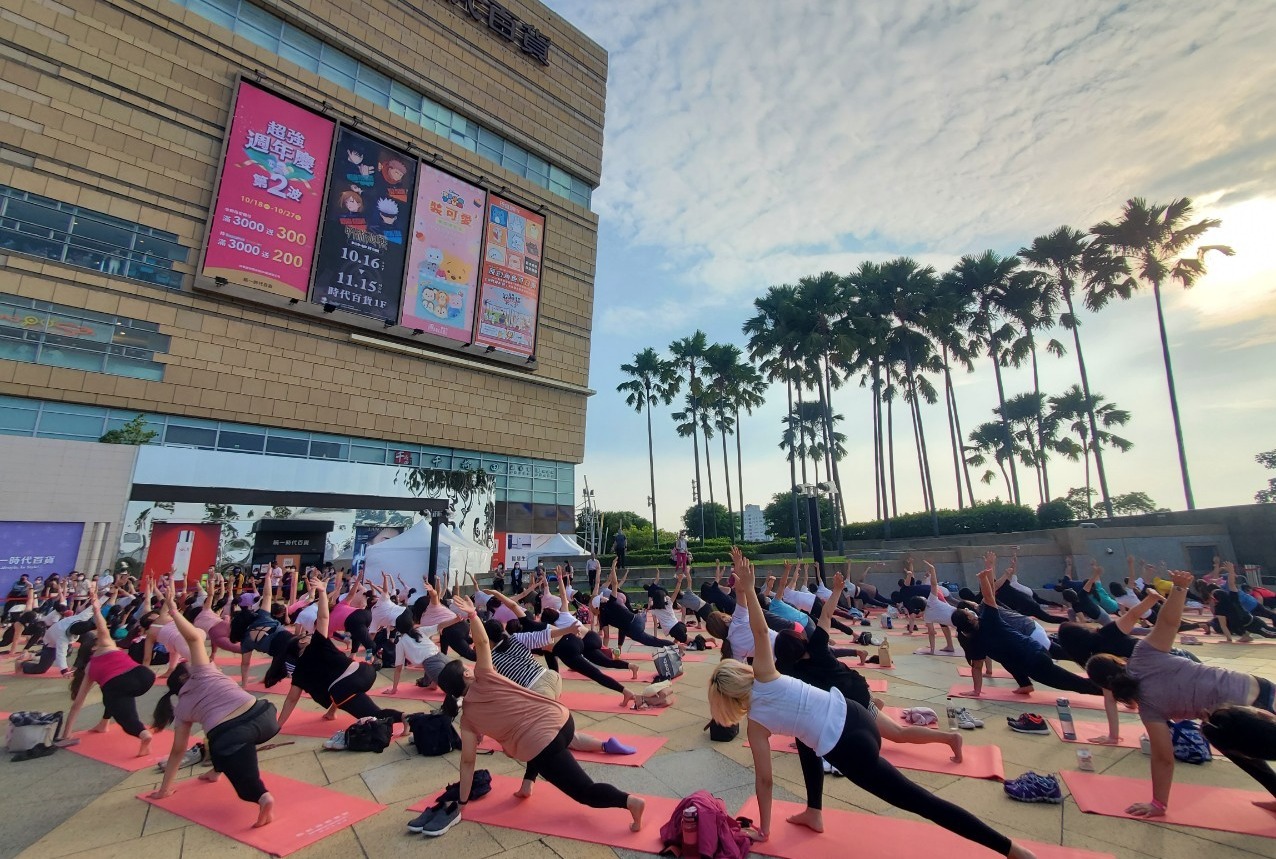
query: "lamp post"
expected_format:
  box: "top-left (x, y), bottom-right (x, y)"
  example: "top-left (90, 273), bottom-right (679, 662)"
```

top-left (646, 495), bottom-right (658, 548)
top-left (795, 482), bottom-right (837, 584)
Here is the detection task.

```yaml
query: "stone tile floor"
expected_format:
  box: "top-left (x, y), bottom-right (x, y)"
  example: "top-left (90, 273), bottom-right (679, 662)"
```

top-left (2, 634), bottom-right (1273, 859)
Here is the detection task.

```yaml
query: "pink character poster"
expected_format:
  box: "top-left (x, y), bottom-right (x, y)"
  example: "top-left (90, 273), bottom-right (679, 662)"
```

top-left (399, 164), bottom-right (487, 341)
top-left (473, 195), bottom-right (545, 358)
top-left (201, 81), bottom-right (335, 298)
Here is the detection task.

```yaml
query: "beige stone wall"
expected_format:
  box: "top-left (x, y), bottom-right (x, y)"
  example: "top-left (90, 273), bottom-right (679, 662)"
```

top-left (0, 0), bottom-right (604, 462)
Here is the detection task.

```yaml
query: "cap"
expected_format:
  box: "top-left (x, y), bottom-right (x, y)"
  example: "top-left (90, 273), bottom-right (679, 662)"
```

top-left (239, 593), bottom-right (259, 607)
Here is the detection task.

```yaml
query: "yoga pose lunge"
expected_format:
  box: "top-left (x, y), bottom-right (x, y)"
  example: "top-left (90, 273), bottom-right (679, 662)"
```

top-left (151, 587), bottom-right (280, 828)
top-left (440, 594), bottom-right (645, 833)
top-left (388, 585), bottom-right (463, 695)
top-left (597, 561), bottom-right (678, 650)
top-left (708, 549), bottom-right (1035, 858)
top-left (1085, 570), bottom-right (1276, 816)
top-left (229, 581), bottom-right (291, 687)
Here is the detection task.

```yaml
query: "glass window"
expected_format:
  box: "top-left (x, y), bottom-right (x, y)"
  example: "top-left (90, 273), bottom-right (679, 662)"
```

top-left (104, 355), bottom-right (163, 380)
top-left (318, 47), bottom-right (357, 90)
top-left (354, 65), bottom-right (391, 106)
top-left (186, 0), bottom-right (238, 31)
top-left (235, 2), bottom-right (282, 49)
top-left (265, 433), bottom-right (309, 456)
top-left (501, 144), bottom-right (527, 173)
top-left (309, 438), bottom-right (347, 459)
top-left (279, 25), bottom-right (322, 72)
top-left (39, 343), bottom-right (105, 373)
top-left (37, 409), bottom-right (105, 437)
top-left (350, 443), bottom-right (387, 464)
top-left (217, 429), bottom-right (266, 452)
top-left (165, 424), bottom-right (216, 448)
top-left (0, 402), bottom-right (38, 433)
top-left (549, 165), bottom-right (571, 197)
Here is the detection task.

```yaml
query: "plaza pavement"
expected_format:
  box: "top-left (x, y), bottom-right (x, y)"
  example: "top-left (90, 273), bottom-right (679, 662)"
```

top-left (2, 632), bottom-right (1273, 859)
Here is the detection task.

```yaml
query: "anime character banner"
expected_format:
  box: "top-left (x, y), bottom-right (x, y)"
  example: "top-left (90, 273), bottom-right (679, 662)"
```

top-left (202, 81), bottom-right (335, 298)
top-left (311, 127), bottom-right (417, 322)
top-left (472, 195), bottom-right (545, 358)
top-left (398, 164), bottom-right (487, 341)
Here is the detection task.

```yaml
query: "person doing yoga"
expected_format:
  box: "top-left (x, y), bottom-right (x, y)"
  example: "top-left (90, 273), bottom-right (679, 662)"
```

top-left (1085, 569), bottom-right (1276, 816)
top-left (952, 553), bottom-right (1105, 701)
top-left (707, 549), bottom-right (1035, 858)
top-left (229, 581), bottom-right (291, 687)
top-left (387, 584), bottom-right (464, 695)
top-left (438, 594), bottom-right (646, 833)
top-left (63, 585), bottom-right (157, 757)
top-left (597, 560), bottom-right (679, 650)
top-left (1200, 705), bottom-right (1276, 811)
top-left (151, 587), bottom-right (281, 828)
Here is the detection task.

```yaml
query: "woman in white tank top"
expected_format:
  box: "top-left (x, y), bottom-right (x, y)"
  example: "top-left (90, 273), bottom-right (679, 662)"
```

top-left (707, 549), bottom-right (1036, 859)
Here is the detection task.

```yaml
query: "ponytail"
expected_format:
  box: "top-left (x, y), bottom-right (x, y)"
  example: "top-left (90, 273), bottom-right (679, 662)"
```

top-left (1085, 653), bottom-right (1140, 706)
top-left (151, 664), bottom-right (190, 731)
top-left (437, 659), bottom-right (467, 719)
top-left (441, 694), bottom-right (461, 720)
top-left (395, 611), bottom-right (421, 642)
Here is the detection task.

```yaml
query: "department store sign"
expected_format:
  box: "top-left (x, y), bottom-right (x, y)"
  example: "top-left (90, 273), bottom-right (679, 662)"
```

top-left (436, 0), bottom-right (552, 65)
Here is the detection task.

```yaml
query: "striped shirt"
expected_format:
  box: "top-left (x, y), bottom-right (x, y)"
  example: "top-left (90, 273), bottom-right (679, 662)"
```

top-left (491, 628), bottom-right (550, 688)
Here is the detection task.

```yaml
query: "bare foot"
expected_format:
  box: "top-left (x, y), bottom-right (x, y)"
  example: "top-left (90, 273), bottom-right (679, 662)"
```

top-left (627, 795), bottom-right (645, 831)
top-left (89, 722), bottom-right (109, 734)
top-left (939, 646), bottom-right (955, 653)
top-left (253, 793), bottom-right (274, 828)
top-left (136, 733), bottom-right (152, 757)
top-left (198, 770), bottom-right (220, 783)
top-left (514, 780), bottom-right (534, 799)
top-left (630, 665), bottom-right (639, 680)
top-left (786, 808), bottom-right (824, 832)
top-left (948, 731), bottom-right (963, 763)
top-left (1013, 685), bottom-right (1035, 695)
top-left (322, 711), bottom-right (336, 721)
top-left (1253, 800), bottom-right (1276, 813)
top-left (1007, 842), bottom-right (1037, 859)
top-left (622, 689), bottom-right (635, 709)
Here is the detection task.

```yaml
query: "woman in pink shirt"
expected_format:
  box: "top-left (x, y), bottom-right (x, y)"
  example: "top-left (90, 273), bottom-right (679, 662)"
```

top-left (150, 588), bottom-right (281, 828)
top-left (62, 587), bottom-right (157, 757)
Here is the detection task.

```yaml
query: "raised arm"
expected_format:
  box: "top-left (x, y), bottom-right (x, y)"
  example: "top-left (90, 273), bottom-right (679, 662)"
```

top-left (817, 572), bottom-right (844, 632)
top-left (483, 587), bottom-right (526, 618)
top-left (162, 586), bottom-right (209, 667)
top-left (978, 553), bottom-right (998, 608)
top-left (1084, 561), bottom-right (1103, 594)
top-left (1115, 591), bottom-right (1163, 635)
top-left (734, 548), bottom-right (777, 681)
top-left (312, 578), bottom-right (330, 638)
top-left (452, 594), bottom-right (491, 673)
top-left (1145, 570), bottom-right (1194, 652)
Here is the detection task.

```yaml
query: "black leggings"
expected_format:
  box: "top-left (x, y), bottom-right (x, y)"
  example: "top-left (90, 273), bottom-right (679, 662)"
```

top-left (796, 699), bottom-right (1011, 855)
top-left (1006, 652), bottom-right (1104, 696)
top-left (581, 631), bottom-right (629, 669)
top-left (998, 586), bottom-right (1065, 624)
top-left (857, 585), bottom-right (891, 608)
top-left (615, 617), bottom-right (674, 649)
top-left (553, 635), bottom-right (624, 693)
top-left (523, 717), bottom-right (629, 809)
top-left (440, 622), bottom-right (476, 661)
top-left (701, 582), bottom-right (736, 614)
top-left (328, 663), bottom-right (385, 719)
top-left (101, 666), bottom-right (155, 736)
top-left (344, 609), bottom-right (375, 653)
top-left (21, 645), bottom-right (55, 674)
top-left (1201, 683), bottom-right (1276, 799)
top-left (207, 700), bottom-right (280, 803)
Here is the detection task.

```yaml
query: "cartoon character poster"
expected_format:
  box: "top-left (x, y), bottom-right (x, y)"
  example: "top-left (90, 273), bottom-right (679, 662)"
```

top-left (473, 195), bottom-right (545, 358)
top-left (202, 81), bottom-right (335, 298)
top-left (311, 128), bottom-right (417, 322)
top-left (398, 164), bottom-right (486, 341)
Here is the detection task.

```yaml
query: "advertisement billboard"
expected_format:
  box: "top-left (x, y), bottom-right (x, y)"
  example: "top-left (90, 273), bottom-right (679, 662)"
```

top-left (351, 524), bottom-right (405, 576)
top-left (398, 164), bottom-right (487, 341)
top-left (473, 195), bottom-right (545, 358)
top-left (311, 128), bottom-right (417, 322)
top-left (0, 521), bottom-right (84, 596)
top-left (201, 81), bottom-right (335, 298)
top-left (145, 523), bottom-right (222, 587)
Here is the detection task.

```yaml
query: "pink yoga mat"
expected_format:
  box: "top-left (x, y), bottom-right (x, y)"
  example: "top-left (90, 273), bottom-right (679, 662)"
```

top-left (947, 684), bottom-right (1108, 711)
top-left (623, 650), bottom-right (708, 662)
top-left (1046, 718), bottom-right (1142, 749)
top-left (66, 727), bottom-right (179, 772)
top-left (138, 772), bottom-right (385, 857)
top-left (277, 709), bottom-right (357, 739)
top-left (738, 796), bottom-right (1114, 859)
top-left (913, 647), bottom-right (965, 657)
top-left (243, 678), bottom-right (291, 696)
top-left (867, 677), bottom-right (887, 693)
top-left (881, 706), bottom-right (939, 727)
top-left (477, 733), bottom-right (667, 766)
top-left (438, 773), bottom-right (680, 850)
top-left (754, 734), bottom-right (1003, 780)
top-left (1060, 770), bottom-right (1276, 838)
top-left (839, 658), bottom-right (894, 670)
top-left (563, 665), bottom-right (637, 682)
top-left (372, 683), bottom-right (446, 703)
top-left (958, 665), bottom-right (1085, 680)
top-left (559, 690), bottom-right (664, 716)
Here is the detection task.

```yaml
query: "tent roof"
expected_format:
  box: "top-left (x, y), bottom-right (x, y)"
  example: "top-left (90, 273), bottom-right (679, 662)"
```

top-left (528, 534), bottom-right (589, 561)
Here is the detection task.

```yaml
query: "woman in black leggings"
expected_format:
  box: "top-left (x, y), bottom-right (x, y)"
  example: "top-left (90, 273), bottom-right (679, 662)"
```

top-left (1200, 705), bottom-right (1276, 809)
top-left (596, 562), bottom-right (676, 650)
top-left (707, 550), bottom-right (1034, 857)
top-left (441, 594), bottom-right (645, 831)
top-left (545, 613), bottom-right (637, 707)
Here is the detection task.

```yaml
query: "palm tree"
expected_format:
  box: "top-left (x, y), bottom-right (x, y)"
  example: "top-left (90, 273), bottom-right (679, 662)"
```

top-left (996, 392), bottom-right (1056, 505)
top-left (965, 421), bottom-right (1016, 501)
top-left (704, 343), bottom-right (765, 542)
top-left (1020, 227), bottom-right (1121, 517)
top-left (617, 347), bottom-right (680, 546)
top-left (1049, 385), bottom-right (1132, 517)
top-left (669, 331), bottom-right (710, 539)
top-left (1090, 198), bottom-right (1233, 509)
top-left (926, 275), bottom-right (979, 508)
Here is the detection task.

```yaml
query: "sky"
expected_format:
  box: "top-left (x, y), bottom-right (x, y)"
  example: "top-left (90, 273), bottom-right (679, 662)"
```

top-left (543, 0), bottom-right (1276, 533)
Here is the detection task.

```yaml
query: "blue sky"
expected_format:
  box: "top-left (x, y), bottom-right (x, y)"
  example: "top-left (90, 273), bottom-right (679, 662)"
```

top-left (544, 0), bottom-right (1276, 530)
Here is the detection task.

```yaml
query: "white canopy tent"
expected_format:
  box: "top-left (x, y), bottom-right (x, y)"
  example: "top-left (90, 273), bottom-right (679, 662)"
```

top-left (525, 533), bottom-right (590, 569)
top-left (362, 519), bottom-right (477, 593)
top-left (448, 525), bottom-right (494, 586)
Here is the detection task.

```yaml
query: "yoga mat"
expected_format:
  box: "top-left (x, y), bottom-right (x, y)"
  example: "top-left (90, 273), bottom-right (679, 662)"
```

top-left (138, 772), bottom-right (385, 857)
top-left (867, 677), bottom-right (887, 693)
top-left (437, 774), bottom-right (680, 851)
top-left (477, 733), bottom-right (667, 766)
top-left (559, 690), bottom-right (664, 716)
top-left (212, 652), bottom-right (266, 667)
top-left (243, 678), bottom-right (291, 696)
top-left (622, 650), bottom-right (708, 663)
top-left (1046, 718), bottom-right (1143, 749)
top-left (563, 665), bottom-right (636, 682)
top-left (372, 683), bottom-right (446, 703)
top-left (277, 710), bottom-right (357, 740)
top-left (947, 684), bottom-right (1108, 711)
top-left (839, 658), bottom-right (894, 670)
top-left (914, 647), bottom-right (965, 657)
top-left (754, 734), bottom-right (1003, 780)
top-left (958, 665), bottom-right (1085, 680)
top-left (737, 796), bottom-right (1114, 859)
top-left (66, 727), bottom-right (178, 772)
top-left (1060, 770), bottom-right (1276, 839)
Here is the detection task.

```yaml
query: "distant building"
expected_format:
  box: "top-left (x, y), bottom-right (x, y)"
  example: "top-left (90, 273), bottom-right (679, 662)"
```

top-left (743, 504), bottom-right (770, 542)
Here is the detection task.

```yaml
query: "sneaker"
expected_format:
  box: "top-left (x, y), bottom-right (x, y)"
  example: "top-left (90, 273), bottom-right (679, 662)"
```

top-left (407, 803), bottom-right (443, 833)
top-left (1004, 772), bottom-right (1063, 804)
top-left (955, 708), bottom-right (984, 730)
top-left (1007, 713), bottom-right (1049, 734)
top-left (323, 729), bottom-right (348, 751)
top-left (156, 743), bottom-right (204, 771)
top-left (420, 800), bottom-right (460, 836)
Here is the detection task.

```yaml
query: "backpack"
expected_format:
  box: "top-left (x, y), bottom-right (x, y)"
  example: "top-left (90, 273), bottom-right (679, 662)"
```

top-left (659, 789), bottom-right (752, 859)
top-left (343, 715), bottom-right (395, 753)
top-left (7, 711), bottom-right (63, 753)
top-left (688, 634), bottom-right (708, 652)
top-left (857, 631), bottom-right (883, 647)
top-left (1170, 720), bottom-right (1212, 764)
top-left (653, 645), bottom-right (684, 682)
top-left (407, 710), bottom-right (462, 756)
top-left (703, 720), bottom-right (739, 742)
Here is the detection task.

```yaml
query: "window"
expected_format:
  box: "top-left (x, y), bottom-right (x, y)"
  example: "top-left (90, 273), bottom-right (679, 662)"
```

top-left (309, 438), bottom-right (347, 459)
top-left (37, 407), bottom-right (106, 438)
top-left (265, 432), bottom-right (309, 456)
top-left (165, 424), bottom-right (216, 448)
top-left (217, 429), bottom-right (266, 452)
top-left (168, 0), bottom-right (596, 208)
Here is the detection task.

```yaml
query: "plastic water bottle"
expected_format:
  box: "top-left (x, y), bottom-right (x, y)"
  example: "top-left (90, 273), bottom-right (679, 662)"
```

top-left (946, 698), bottom-right (958, 731)
top-left (1056, 698), bottom-right (1076, 741)
top-left (682, 805), bottom-right (698, 850)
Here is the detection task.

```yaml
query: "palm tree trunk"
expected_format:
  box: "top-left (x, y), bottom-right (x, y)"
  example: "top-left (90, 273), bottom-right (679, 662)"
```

top-left (872, 360), bottom-right (891, 539)
top-left (795, 384), bottom-right (809, 484)
top-left (1152, 282), bottom-right (1195, 509)
top-left (690, 392), bottom-right (705, 541)
top-left (998, 461), bottom-right (1012, 501)
top-left (1063, 286), bottom-right (1114, 517)
top-left (703, 422), bottom-right (717, 538)
top-left (734, 405), bottom-right (745, 543)
top-left (815, 360), bottom-right (845, 553)
top-left (1083, 443), bottom-right (1094, 518)
top-left (941, 348), bottom-right (965, 509)
top-left (786, 370), bottom-right (802, 555)
top-left (946, 363), bottom-right (977, 504)
top-left (1029, 339), bottom-right (1051, 501)
top-left (720, 426), bottom-right (734, 542)
top-left (644, 382), bottom-right (659, 548)
top-left (908, 383), bottom-right (929, 509)
top-left (911, 378), bottom-right (940, 536)
top-left (887, 392), bottom-right (899, 518)
top-left (990, 352), bottom-right (1021, 504)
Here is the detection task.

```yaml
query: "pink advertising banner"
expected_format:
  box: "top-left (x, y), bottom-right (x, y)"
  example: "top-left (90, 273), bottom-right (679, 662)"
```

top-left (398, 164), bottom-right (487, 341)
top-left (201, 81), bottom-right (335, 298)
top-left (473, 195), bottom-right (545, 358)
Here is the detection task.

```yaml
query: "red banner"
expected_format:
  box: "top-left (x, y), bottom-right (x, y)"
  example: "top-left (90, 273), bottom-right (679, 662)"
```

top-left (145, 523), bottom-right (222, 588)
top-left (473, 195), bottom-right (544, 357)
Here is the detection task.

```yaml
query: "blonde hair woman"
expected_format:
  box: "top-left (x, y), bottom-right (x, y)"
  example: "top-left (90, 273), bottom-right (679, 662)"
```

top-left (708, 548), bottom-right (1035, 858)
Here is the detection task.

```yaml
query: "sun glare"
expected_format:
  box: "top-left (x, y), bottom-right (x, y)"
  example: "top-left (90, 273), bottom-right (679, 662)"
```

top-left (1178, 196), bottom-right (1276, 321)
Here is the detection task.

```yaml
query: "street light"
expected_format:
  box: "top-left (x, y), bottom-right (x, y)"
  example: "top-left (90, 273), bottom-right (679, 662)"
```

top-left (795, 482), bottom-right (837, 584)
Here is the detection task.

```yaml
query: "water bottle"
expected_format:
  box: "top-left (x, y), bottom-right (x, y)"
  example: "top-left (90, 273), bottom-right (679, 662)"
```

top-left (946, 698), bottom-right (958, 731)
top-left (681, 805), bottom-right (698, 850)
top-left (1056, 697), bottom-right (1076, 741)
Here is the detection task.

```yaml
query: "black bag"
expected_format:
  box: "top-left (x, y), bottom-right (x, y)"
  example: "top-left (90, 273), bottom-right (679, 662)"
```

top-left (408, 710), bottom-right (462, 756)
top-left (344, 716), bottom-right (394, 752)
top-left (689, 634), bottom-right (708, 651)
top-left (435, 769), bottom-right (492, 804)
top-left (704, 719), bottom-right (738, 742)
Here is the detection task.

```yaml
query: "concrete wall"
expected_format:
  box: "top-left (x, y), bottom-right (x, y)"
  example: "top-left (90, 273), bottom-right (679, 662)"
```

top-left (1092, 505), bottom-right (1276, 580)
top-left (0, 435), bottom-right (136, 573)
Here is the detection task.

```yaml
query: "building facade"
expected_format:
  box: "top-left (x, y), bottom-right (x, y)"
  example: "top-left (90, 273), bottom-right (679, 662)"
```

top-left (0, 0), bottom-right (605, 577)
top-left (742, 503), bottom-right (769, 542)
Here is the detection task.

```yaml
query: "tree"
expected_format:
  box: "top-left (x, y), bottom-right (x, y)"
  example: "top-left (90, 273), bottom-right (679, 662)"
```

top-left (99, 414), bottom-right (157, 445)
top-left (1048, 385), bottom-right (1132, 517)
top-left (1255, 450), bottom-right (1276, 503)
top-left (1091, 198), bottom-right (1234, 509)
top-left (761, 491), bottom-right (836, 541)
top-left (1062, 487), bottom-right (1098, 519)
top-left (965, 420), bottom-right (1016, 501)
top-left (579, 510), bottom-right (652, 537)
top-left (703, 343), bottom-right (750, 542)
top-left (617, 347), bottom-right (680, 545)
top-left (1111, 491), bottom-right (1163, 515)
top-left (681, 502), bottom-right (733, 541)
top-left (670, 331), bottom-right (710, 541)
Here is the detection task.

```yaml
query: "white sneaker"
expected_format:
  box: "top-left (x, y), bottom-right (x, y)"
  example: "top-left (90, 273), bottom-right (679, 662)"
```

top-left (323, 729), bottom-right (348, 751)
top-left (955, 708), bottom-right (984, 730)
